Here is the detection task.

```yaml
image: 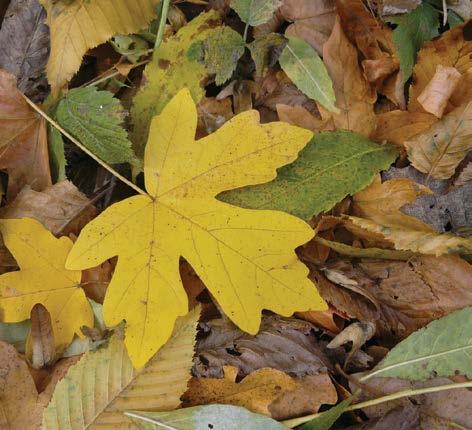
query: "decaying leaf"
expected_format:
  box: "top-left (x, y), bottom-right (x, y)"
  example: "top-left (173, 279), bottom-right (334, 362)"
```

top-left (409, 24), bottom-right (472, 113)
top-left (0, 218), bottom-right (92, 351)
top-left (56, 87), bottom-right (136, 165)
top-left (39, 0), bottom-right (159, 92)
top-left (279, 36), bottom-right (338, 112)
top-left (314, 256), bottom-right (472, 341)
top-left (66, 89), bottom-right (325, 367)
top-left (0, 69), bottom-right (51, 199)
top-left (248, 33), bottom-right (286, 78)
top-left (322, 17), bottom-right (377, 137)
top-left (42, 308), bottom-right (200, 429)
top-left (0, 0), bottom-right (49, 101)
top-left (127, 405), bottom-right (288, 430)
top-left (280, 0), bottom-right (336, 55)
top-left (204, 26), bottom-right (245, 85)
top-left (221, 131), bottom-right (397, 220)
top-left (0, 181), bottom-right (96, 236)
top-left (367, 307), bottom-right (472, 380)
top-left (381, 165), bottom-right (448, 194)
top-left (193, 315), bottom-right (333, 379)
top-left (405, 102), bottom-right (472, 179)
top-left (131, 11), bottom-right (221, 157)
top-left (401, 182), bottom-right (472, 235)
top-left (29, 303), bottom-right (55, 369)
top-left (185, 365), bottom-right (337, 420)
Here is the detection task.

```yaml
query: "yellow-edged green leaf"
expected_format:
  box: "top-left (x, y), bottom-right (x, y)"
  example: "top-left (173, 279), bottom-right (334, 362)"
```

top-left (42, 307), bottom-right (200, 429)
top-left (66, 88), bottom-right (325, 367)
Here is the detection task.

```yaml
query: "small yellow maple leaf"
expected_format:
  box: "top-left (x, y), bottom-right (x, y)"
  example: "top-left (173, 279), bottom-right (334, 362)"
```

top-left (66, 88), bottom-right (326, 367)
top-left (0, 218), bottom-right (93, 351)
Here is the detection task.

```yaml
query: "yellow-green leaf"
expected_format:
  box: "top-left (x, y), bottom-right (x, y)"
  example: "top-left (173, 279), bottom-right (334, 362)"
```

top-left (40, 0), bottom-right (159, 93)
top-left (0, 218), bottom-right (92, 351)
top-left (131, 11), bottom-right (221, 158)
top-left (42, 307), bottom-right (200, 429)
top-left (67, 88), bottom-right (326, 367)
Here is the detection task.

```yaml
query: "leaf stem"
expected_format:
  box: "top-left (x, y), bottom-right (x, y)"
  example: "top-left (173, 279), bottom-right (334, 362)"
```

top-left (243, 23), bottom-right (249, 42)
top-left (282, 380), bottom-right (472, 428)
top-left (84, 58), bottom-right (151, 88)
top-left (22, 95), bottom-right (147, 197)
top-left (155, 0), bottom-right (171, 51)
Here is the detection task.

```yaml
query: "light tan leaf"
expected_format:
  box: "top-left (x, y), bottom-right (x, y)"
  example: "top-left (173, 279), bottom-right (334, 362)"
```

top-left (417, 65), bottom-right (462, 118)
top-left (0, 181), bottom-right (96, 236)
top-left (374, 110), bottom-right (437, 149)
top-left (404, 102), bottom-right (472, 179)
top-left (42, 307), bottom-right (200, 429)
top-left (39, 0), bottom-right (159, 93)
top-left (409, 24), bottom-right (472, 113)
top-left (0, 69), bottom-right (51, 200)
top-left (450, 68), bottom-right (472, 109)
top-left (280, 0), bottom-right (336, 55)
top-left (322, 16), bottom-right (377, 137)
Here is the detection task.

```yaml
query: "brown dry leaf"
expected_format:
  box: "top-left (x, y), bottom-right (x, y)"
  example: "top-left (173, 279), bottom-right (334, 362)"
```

top-left (197, 96), bottom-right (233, 138)
top-left (81, 260), bottom-right (114, 304)
top-left (0, 69), bottom-right (50, 200)
top-left (455, 161), bottom-right (472, 187)
top-left (409, 24), bottom-right (472, 113)
top-left (322, 17), bottom-right (377, 137)
top-left (336, 0), bottom-right (398, 85)
top-left (314, 255), bottom-right (472, 340)
top-left (184, 365), bottom-right (337, 420)
top-left (296, 309), bottom-right (342, 333)
top-left (374, 110), bottom-right (437, 149)
top-left (28, 303), bottom-right (55, 369)
top-left (276, 103), bottom-right (333, 132)
top-left (417, 65), bottom-right (462, 118)
top-left (450, 68), bottom-right (472, 109)
top-left (380, 70), bottom-right (406, 109)
top-left (193, 316), bottom-right (333, 379)
top-left (0, 180), bottom-right (96, 236)
top-left (404, 102), bottom-right (472, 179)
top-left (280, 0), bottom-right (336, 55)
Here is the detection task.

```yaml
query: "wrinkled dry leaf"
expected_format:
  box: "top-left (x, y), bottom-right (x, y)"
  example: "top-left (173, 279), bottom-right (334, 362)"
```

top-left (0, 69), bottom-right (51, 199)
top-left (409, 24), bottom-right (472, 113)
top-left (0, 181), bottom-right (96, 236)
top-left (417, 65), bottom-right (462, 118)
top-left (280, 0), bottom-right (336, 55)
top-left (314, 255), bottom-right (472, 340)
top-left (193, 316), bottom-right (333, 379)
top-left (374, 110), bottom-right (437, 149)
top-left (28, 303), bottom-right (55, 369)
top-left (185, 365), bottom-right (337, 420)
top-left (322, 17), bottom-right (377, 137)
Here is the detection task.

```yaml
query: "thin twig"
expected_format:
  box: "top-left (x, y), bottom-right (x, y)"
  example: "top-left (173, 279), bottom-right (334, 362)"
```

top-left (155, 0), bottom-right (171, 51)
top-left (282, 381), bottom-right (472, 428)
top-left (22, 94), bottom-right (147, 196)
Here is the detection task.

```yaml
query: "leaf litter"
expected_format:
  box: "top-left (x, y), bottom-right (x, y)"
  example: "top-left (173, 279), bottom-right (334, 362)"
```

top-left (0, 1), bottom-right (471, 429)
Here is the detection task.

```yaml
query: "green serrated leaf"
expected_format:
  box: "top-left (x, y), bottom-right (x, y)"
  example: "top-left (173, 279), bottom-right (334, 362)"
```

top-left (300, 398), bottom-right (353, 430)
top-left (279, 36), bottom-right (338, 113)
top-left (48, 124), bottom-right (66, 182)
top-left (248, 33), bottom-right (286, 77)
top-left (204, 26), bottom-right (245, 85)
top-left (366, 307), bottom-right (472, 381)
top-left (131, 10), bottom-right (221, 159)
top-left (390, 4), bottom-right (439, 82)
top-left (230, 0), bottom-right (282, 26)
top-left (126, 405), bottom-right (288, 430)
top-left (220, 131), bottom-right (398, 220)
top-left (56, 87), bottom-right (135, 164)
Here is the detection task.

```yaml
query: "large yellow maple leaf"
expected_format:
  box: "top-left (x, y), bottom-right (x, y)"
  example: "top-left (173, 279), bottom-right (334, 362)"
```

top-left (66, 89), bottom-right (326, 367)
top-left (0, 218), bottom-right (93, 351)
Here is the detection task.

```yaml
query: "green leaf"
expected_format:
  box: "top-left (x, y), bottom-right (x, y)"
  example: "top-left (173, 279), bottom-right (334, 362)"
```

top-left (131, 11), bottom-right (221, 158)
top-left (48, 124), bottom-right (66, 182)
top-left (230, 0), bottom-right (282, 26)
top-left (248, 33), bottom-right (286, 77)
top-left (126, 405), bottom-right (289, 430)
top-left (0, 320), bottom-right (30, 353)
top-left (56, 87), bottom-right (135, 164)
top-left (299, 398), bottom-right (353, 430)
top-left (110, 34), bottom-right (149, 64)
top-left (365, 307), bottom-right (472, 381)
top-left (220, 131), bottom-right (398, 220)
top-left (279, 36), bottom-right (338, 113)
top-left (204, 26), bottom-right (245, 85)
top-left (390, 4), bottom-right (439, 82)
